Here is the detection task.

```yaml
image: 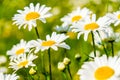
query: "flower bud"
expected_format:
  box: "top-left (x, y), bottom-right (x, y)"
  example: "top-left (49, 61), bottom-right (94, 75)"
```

top-left (75, 54), bottom-right (81, 61)
top-left (63, 57), bottom-right (71, 65)
top-left (29, 67), bottom-right (36, 75)
top-left (58, 62), bottom-right (65, 71)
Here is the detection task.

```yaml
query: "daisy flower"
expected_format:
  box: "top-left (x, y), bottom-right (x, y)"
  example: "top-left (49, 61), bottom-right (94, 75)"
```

top-left (61, 7), bottom-right (92, 25)
top-left (0, 73), bottom-right (19, 80)
top-left (106, 11), bottom-right (120, 26)
top-left (13, 3), bottom-right (52, 31)
top-left (94, 27), bottom-right (120, 45)
top-left (78, 55), bottom-right (120, 80)
top-left (7, 39), bottom-right (30, 60)
top-left (28, 32), bottom-right (70, 52)
top-left (9, 53), bottom-right (37, 71)
top-left (72, 14), bottom-right (111, 41)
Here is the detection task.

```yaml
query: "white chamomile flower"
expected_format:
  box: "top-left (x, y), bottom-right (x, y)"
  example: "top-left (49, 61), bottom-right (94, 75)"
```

top-left (78, 55), bottom-right (120, 80)
top-left (72, 14), bottom-right (111, 41)
top-left (106, 11), bottom-right (120, 26)
top-left (13, 3), bottom-right (52, 31)
top-left (7, 39), bottom-right (30, 60)
top-left (94, 27), bottom-right (120, 45)
top-left (28, 32), bottom-right (70, 52)
top-left (61, 7), bottom-right (92, 25)
top-left (0, 73), bottom-right (19, 80)
top-left (9, 53), bottom-right (37, 71)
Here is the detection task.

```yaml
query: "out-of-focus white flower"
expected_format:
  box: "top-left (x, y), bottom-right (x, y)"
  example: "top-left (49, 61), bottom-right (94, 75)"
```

top-left (9, 54), bottom-right (37, 71)
top-left (61, 7), bottom-right (92, 25)
top-left (7, 39), bottom-right (30, 60)
top-left (78, 55), bottom-right (120, 80)
top-left (72, 14), bottom-right (111, 41)
top-left (94, 27), bottom-right (120, 45)
top-left (28, 32), bottom-right (70, 52)
top-left (106, 11), bottom-right (120, 26)
top-left (0, 67), bottom-right (8, 73)
top-left (58, 62), bottom-right (66, 71)
top-left (0, 73), bottom-right (19, 80)
top-left (13, 3), bottom-right (52, 31)
top-left (0, 55), bottom-right (7, 64)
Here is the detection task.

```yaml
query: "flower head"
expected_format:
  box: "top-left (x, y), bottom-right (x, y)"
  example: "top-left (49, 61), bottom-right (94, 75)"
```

top-left (9, 53), bottom-right (37, 71)
top-left (61, 7), bottom-right (92, 25)
top-left (78, 55), bottom-right (120, 80)
top-left (13, 3), bottom-right (52, 31)
top-left (7, 39), bottom-right (30, 60)
top-left (72, 14), bottom-right (111, 41)
top-left (28, 32), bottom-right (70, 52)
top-left (0, 73), bottom-right (19, 80)
top-left (94, 27), bottom-right (120, 45)
top-left (106, 11), bottom-right (120, 26)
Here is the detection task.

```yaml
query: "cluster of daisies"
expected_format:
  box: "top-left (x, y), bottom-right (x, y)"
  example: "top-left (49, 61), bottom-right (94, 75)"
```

top-left (4, 2), bottom-right (120, 80)
top-left (58, 6), bottom-right (120, 80)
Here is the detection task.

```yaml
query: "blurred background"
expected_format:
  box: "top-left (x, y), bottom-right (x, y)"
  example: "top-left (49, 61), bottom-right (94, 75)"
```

top-left (0, 0), bottom-right (120, 80)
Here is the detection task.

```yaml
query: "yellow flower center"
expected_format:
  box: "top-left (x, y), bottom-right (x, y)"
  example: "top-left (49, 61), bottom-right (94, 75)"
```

top-left (42, 40), bottom-right (56, 46)
top-left (18, 60), bottom-right (28, 67)
top-left (25, 12), bottom-right (40, 21)
top-left (72, 15), bottom-right (82, 22)
top-left (16, 48), bottom-right (25, 55)
top-left (84, 22), bottom-right (99, 30)
top-left (94, 66), bottom-right (114, 80)
top-left (117, 14), bottom-right (120, 19)
top-left (67, 32), bottom-right (76, 39)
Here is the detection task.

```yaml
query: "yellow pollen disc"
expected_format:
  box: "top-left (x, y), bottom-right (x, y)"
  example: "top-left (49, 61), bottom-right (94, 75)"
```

top-left (67, 32), bottom-right (76, 39)
top-left (84, 22), bottom-right (99, 30)
top-left (117, 14), bottom-right (120, 19)
top-left (72, 15), bottom-right (82, 22)
top-left (18, 60), bottom-right (28, 67)
top-left (42, 40), bottom-right (56, 46)
top-left (25, 12), bottom-right (40, 21)
top-left (16, 48), bottom-right (25, 55)
top-left (94, 66), bottom-right (114, 80)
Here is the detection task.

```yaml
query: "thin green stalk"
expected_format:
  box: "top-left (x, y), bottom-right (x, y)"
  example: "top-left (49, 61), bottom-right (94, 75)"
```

top-left (118, 0), bottom-right (120, 10)
top-left (41, 53), bottom-right (47, 80)
top-left (48, 48), bottom-right (52, 80)
top-left (110, 41), bottom-right (114, 57)
top-left (91, 31), bottom-right (96, 57)
top-left (24, 68), bottom-right (33, 80)
top-left (67, 65), bottom-right (72, 80)
top-left (62, 71), bottom-right (67, 80)
top-left (106, 0), bottom-right (109, 12)
top-left (96, 31), bottom-right (108, 56)
top-left (35, 27), bottom-right (40, 38)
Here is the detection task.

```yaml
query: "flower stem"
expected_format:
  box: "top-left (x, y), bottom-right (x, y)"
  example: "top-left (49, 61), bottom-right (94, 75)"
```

top-left (91, 31), bottom-right (96, 57)
top-left (67, 65), bottom-right (72, 80)
top-left (35, 27), bottom-right (40, 38)
top-left (62, 71), bottom-right (67, 80)
top-left (41, 53), bottom-right (48, 80)
top-left (110, 41), bottom-right (114, 57)
top-left (97, 31), bottom-right (108, 56)
top-left (106, 0), bottom-right (109, 12)
top-left (48, 48), bottom-right (52, 80)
